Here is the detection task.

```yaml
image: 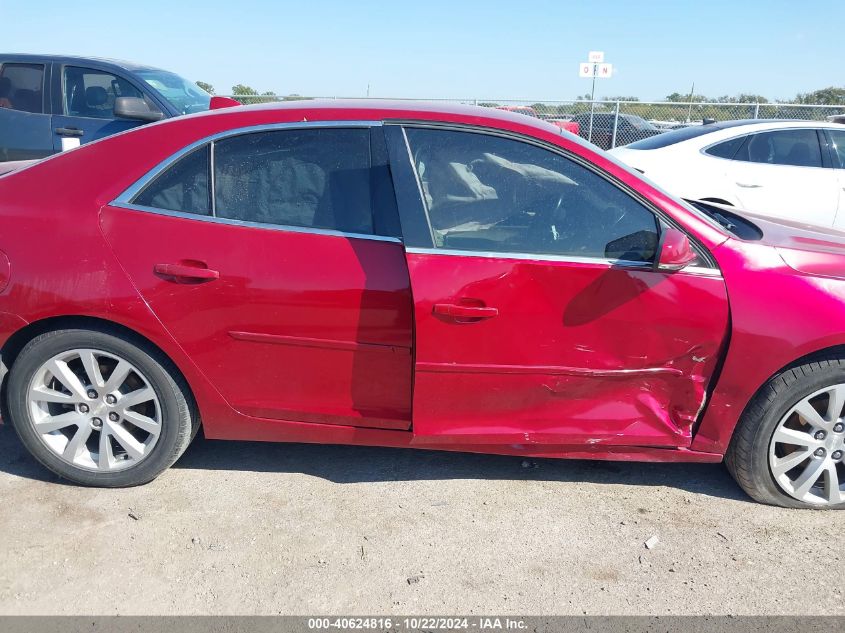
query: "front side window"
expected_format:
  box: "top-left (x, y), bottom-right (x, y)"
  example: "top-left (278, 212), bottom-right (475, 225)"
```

top-left (733, 129), bottom-right (822, 168)
top-left (0, 63), bottom-right (45, 113)
top-left (63, 66), bottom-right (153, 119)
top-left (403, 127), bottom-right (660, 262)
top-left (129, 127), bottom-right (377, 235)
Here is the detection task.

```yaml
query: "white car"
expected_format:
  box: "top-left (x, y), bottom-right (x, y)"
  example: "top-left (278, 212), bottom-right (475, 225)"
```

top-left (609, 120), bottom-right (845, 228)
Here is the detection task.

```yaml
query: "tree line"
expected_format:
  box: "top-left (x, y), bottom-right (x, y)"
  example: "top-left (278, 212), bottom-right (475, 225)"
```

top-left (196, 81), bottom-right (844, 107)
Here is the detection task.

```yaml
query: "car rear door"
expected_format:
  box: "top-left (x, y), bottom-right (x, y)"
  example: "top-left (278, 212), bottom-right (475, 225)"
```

top-left (50, 64), bottom-right (160, 151)
top-left (102, 123), bottom-right (414, 430)
top-left (0, 60), bottom-right (53, 161)
top-left (724, 129), bottom-right (839, 226)
top-left (386, 124), bottom-right (729, 448)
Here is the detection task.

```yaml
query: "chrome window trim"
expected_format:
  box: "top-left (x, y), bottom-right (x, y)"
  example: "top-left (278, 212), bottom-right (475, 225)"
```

top-left (112, 202), bottom-right (403, 243)
top-left (404, 247), bottom-right (723, 278)
top-left (112, 120), bottom-right (383, 208)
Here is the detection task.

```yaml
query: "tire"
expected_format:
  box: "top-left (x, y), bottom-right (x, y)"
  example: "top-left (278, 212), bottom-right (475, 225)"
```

top-left (726, 354), bottom-right (845, 509)
top-left (6, 327), bottom-right (198, 487)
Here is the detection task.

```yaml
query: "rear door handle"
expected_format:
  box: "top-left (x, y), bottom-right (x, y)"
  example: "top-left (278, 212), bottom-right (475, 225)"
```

top-left (736, 182), bottom-right (762, 188)
top-left (55, 127), bottom-right (83, 137)
top-left (433, 303), bottom-right (498, 320)
top-left (154, 263), bottom-right (219, 282)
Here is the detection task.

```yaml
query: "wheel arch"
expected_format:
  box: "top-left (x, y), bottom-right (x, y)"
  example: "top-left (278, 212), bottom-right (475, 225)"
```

top-left (0, 314), bottom-right (201, 427)
top-left (696, 342), bottom-right (845, 454)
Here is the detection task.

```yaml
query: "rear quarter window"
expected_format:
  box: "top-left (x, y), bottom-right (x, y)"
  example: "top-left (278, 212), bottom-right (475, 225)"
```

top-left (703, 135), bottom-right (746, 159)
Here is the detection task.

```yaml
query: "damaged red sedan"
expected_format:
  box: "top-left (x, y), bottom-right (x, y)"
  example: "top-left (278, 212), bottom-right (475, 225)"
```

top-left (1, 101), bottom-right (844, 508)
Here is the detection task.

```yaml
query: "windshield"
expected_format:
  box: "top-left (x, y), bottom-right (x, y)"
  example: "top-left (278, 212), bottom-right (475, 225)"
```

top-left (136, 70), bottom-right (211, 115)
top-left (626, 115), bottom-right (658, 131)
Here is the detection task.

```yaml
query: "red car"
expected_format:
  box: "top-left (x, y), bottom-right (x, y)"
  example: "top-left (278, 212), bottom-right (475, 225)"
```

top-left (1, 101), bottom-right (844, 509)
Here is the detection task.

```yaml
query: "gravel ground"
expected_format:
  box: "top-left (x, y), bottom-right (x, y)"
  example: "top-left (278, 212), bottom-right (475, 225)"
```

top-left (0, 423), bottom-right (842, 616)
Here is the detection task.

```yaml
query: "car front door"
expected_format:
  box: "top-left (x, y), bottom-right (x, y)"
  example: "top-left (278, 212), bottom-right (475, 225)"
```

top-left (50, 65), bottom-right (161, 151)
top-left (725, 128), bottom-right (838, 226)
top-left (0, 61), bottom-right (53, 161)
top-left (101, 124), bottom-right (414, 430)
top-left (386, 125), bottom-right (729, 448)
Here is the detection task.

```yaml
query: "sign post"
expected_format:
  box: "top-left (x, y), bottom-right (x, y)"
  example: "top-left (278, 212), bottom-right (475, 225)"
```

top-left (578, 51), bottom-right (613, 144)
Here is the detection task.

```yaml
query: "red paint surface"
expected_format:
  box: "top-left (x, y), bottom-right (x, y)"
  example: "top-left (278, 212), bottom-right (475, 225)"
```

top-left (0, 100), bottom-right (844, 464)
top-left (100, 207), bottom-right (414, 430)
top-left (407, 253), bottom-right (728, 447)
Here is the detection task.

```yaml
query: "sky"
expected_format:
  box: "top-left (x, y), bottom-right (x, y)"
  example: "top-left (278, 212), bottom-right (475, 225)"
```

top-left (2, 0), bottom-right (841, 102)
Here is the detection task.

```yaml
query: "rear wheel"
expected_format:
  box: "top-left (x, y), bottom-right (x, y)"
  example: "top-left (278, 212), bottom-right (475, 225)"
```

top-left (727, 355), bottom-right (845, 508)
top-left (7, 328), bottom-right (197, 487)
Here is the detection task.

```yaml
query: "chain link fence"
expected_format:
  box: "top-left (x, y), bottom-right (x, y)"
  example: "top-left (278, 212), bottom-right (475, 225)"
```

top-left (221, 96), bottom-right (845, 150)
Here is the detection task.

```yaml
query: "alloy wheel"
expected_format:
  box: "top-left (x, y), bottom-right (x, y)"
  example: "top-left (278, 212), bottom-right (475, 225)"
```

top-left (26, 348), bottom-right (162, 472)
top-left (769, 384), bottom-right (845, 506)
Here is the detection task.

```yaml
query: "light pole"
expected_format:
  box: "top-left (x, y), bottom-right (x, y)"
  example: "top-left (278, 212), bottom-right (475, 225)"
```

top-left (588, 62), bottom-right (598, 143)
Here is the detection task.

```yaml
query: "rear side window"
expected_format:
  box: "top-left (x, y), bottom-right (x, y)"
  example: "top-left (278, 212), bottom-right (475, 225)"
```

top-left (129, 128), bottom-right (381, 236)
top-left (733, 129), bottom-right (823, 168)
top-left (214, 128), bottom-right (374, 234)
top-left (704, 135), bottom-right (746, 159)
top-left (403, 127), bottom-right (660, 262)
top-left (0, 63), bottom-right (45, 114)
top-left (63, 66), bottom-right (151, 119)
top-left (132, 146), bottom-right (211, 215)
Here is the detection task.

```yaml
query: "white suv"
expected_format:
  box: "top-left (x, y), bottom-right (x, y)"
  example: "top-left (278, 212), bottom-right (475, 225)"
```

top-left (609, 120), bottom-right (845, 228)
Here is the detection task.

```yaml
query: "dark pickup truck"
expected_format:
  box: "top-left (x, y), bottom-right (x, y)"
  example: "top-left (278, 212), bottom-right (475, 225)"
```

top-left (0, 54), bottom-right (220, 162)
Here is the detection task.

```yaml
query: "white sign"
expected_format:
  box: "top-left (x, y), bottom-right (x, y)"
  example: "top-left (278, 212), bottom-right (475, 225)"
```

top-left (597, 63), bottom-right (613, 78)
top-left (588, 51), bottom-right (604, 63)
top-left (578, 63), bottom-right (594, 78)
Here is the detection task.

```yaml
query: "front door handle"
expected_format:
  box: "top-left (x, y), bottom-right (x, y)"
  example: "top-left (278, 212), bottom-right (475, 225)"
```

top-left (433, 303), bottom-right (498, 320)
top-left (154, 262), bottom-right (219, 282)
top-left (736, 182), bottom-right (762, 188)
top-left (55, 127), bottom-right (83, 137)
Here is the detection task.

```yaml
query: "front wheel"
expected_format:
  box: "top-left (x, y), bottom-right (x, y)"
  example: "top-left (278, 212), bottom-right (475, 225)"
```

top-left (727, 355), bottom-right (845, 508)
top-left (7, 327), bottom-right (197, 487)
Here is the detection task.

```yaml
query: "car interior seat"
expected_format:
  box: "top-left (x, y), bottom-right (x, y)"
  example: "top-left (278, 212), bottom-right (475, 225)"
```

top-left (783, 142), bottom-right (812, 167)
top-left (12, 89), bottom-right (39, 113)
top-left (83, 86), bottom-right (109, 117)
top-left (747, 135), bottom-right (773, 163)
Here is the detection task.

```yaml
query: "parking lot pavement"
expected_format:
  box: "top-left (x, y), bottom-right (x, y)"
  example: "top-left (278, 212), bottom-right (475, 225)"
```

top-left (0, 423), bottom-right (842, 616)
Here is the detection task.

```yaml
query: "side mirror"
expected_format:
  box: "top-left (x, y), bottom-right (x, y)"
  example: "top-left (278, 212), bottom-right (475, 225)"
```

top-left (114, 97), bottom-right (164, 122)
top-left (656, 227), bottom-right (697, 272)
top-left (209, 96), bottom-right (242, 110)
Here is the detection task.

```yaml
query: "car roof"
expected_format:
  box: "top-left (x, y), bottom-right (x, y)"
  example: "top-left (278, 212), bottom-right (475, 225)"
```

top-left (192, 98), bottom-right (569, 132)
top-left (622, 118), bottom-right (842, 151)
top-left (0, 53), bottom-right (164, 72)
